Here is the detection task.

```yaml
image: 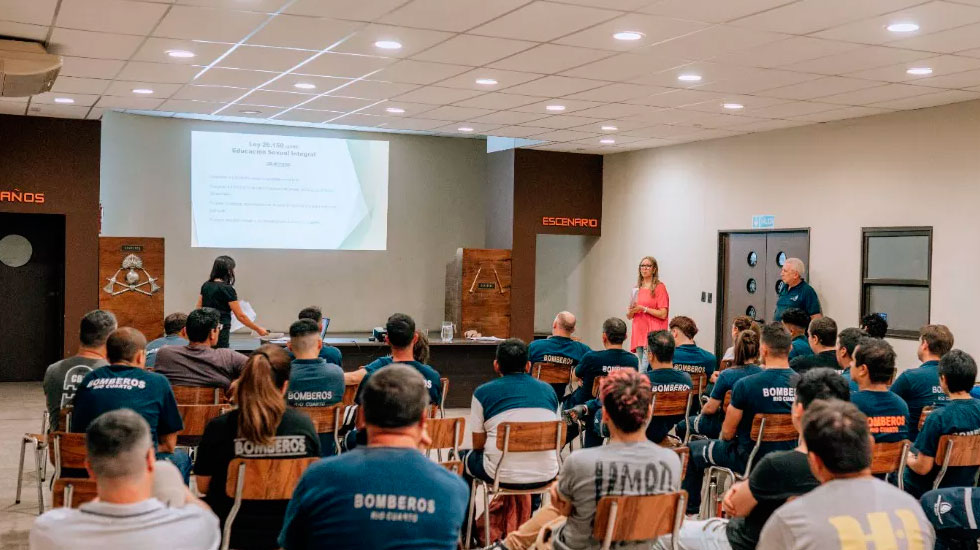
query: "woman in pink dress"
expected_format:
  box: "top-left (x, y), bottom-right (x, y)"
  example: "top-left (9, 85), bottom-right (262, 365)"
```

top-left (627, 256), bottom-right (670, 371)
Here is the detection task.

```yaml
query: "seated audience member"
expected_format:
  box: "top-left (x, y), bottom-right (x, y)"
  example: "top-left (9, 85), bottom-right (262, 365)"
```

top-left (528, 311), bottom-right (592, 398)
top-left (278, 365), bottom-right (468, 550)
top-left (30, 410), bottom-right (219, 550)
top-left (849, 337), bottom-right (910, 443)
top-left (837, 327), bottom-right (869, 390)
top-left (145, 313), bottom-right (189, 368)
top-left (489, 369), bottom-right (682, 550)
top-left (154, 307), bottom-right (248, 391)
top-left (668, 316), bottom-right (717, 396)
top-left (680, 330), bottom-right (763, 441)
top-left (683, 323), bottom-right (798, 515)
top-left (781, 308), bottom-right (813, 360)
top-left (721, 315), bottom-right (756, 368)
top-left (638, 330), bottom-right (692, 444)
top-left (286, 319), bottom-right (345, 455)
top-left (891, 324), bottom-right (955, 439)
top-left (757, 400), bottom-right (934, 550)
top-left (904, 350), bottom-right (980, 499)
top-left (669, 368), bottom-right (849, 550)
top-left (862, 312), bottom-right (889, 339)
top-left (562, 318), bottom-right (638, 448)
top-left (921, 487), bottom-right (980, 550)
top-left (291, 306), bottom-right (343, 366)
top-left (414, 329), bottom-right (430, 364)
top-left (194, 345), bottom-right (320, 550)
top-left (43, 310), bottom-right (116, 432)
top-left (71, 328), bottom-right (189, 480)
top-left (790, 317), bottom-right (838, 374)
top-left (463, 338), bottom-right (559, 490)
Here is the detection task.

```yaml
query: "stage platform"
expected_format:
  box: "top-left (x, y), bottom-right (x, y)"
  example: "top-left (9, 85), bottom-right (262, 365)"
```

top-left (229, 332), bottom-right (499, 408)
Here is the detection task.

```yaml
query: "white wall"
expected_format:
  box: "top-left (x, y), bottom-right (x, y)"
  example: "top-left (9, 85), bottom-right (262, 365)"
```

top-left (534, 235), bottom-right (596, 333)
top-left (579, 99), bottom-right (980, 365)
top-left (100, 112), bottom-right (487, 333)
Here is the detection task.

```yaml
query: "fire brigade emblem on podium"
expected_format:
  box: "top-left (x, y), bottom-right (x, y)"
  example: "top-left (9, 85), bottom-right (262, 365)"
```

top-left (103, 254), bottom-right (160, 296)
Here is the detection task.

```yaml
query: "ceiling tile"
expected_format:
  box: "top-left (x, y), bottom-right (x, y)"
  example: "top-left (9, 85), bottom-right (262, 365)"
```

top-left (890, 22), bottom-right (980, 54)
top-left (271, 108), bottom-right (342, 123)
top-left (117, 61), bottom-right (201, 83)
top-left (153, 6), bottom-right (269, 42)
top-left (453, 93), bottom-right (543, 109)
top-left (471, 110), bottom-right (549, 124)
top-left (692, 69), bottom-right (823, 95)
top-left (284, 0), bottom-right (409, 21)
top-left (432, 122), bottom-right (503, 134)
top-left (328, 112), bottom-right (390, 127)
top-left (378, 0), bottom-right (532, 32)
top-left (712, 37), bottom-right (861, 69)
top-left (639, 25), bottom-right (788, 62)
top-left (0, 0), bottom-right (58, 25)
top-left (683, 94), bottom-right (788, 114)
top-left (782, 45), bottom-right (927, 75)
top-left (625, 88), bottom-right (726, 108)
top-left (260, 74), bottom-right (352, 93)
top-left (411, 35), bottom-right (536, 66)
top-left (469, 1), bottom-right (622, 42)
top-left (329, 24), bottom-right (454, 58)
top-left (435, 68), bottom-right (544, 91)
top-left (847, 55), bottom-right (980, 83)
top-left (867, 88), bottom-right (980, 109)
top-left (377, 118), bottom-right (450, 131)
top-left (131, 38), bottom-right (232, 66)
top-left (559, 52), bottom-right (691, 80)
top-left (157, 99), bottom-right (225, 114)
top-left (553, 13), bottom-right (708, 52)
top-left (488, 125), bottom-right (551, 137)
top-left (26, 103), bottom-right (90, 118)
top-left (729, 100), bottom-right (839, 118)
top-left (570, 102), bottom-right (649, 118)
top-left (359, 101), bottom-right (436, 117)
top-left (488, 44), bottom-right (614, 74)
top-left (222, 106), bottom-right (288, 119)
top-left (813, 2), bottom-right (980, 45)
top-left (370, 60), bottom-right (472, 85)
top-left (50, 76), bottom-right (111, 95)
top-left (393, 85), bottom-right (485, 104)
top-left (0, 21), bottom-right (49, 41)
top-left (504, 75), bottom-right (607, 96)
top-left (563, 83), bottom-right (668, 102)
top-left (104, 81), bottom-right (182, 98)
top-left (176, 0), bottom-right (285, 9)
top-left (790, 105), bottom-right (894, 121)
top-left (194, 68), bottom-right (278, 87)
top-left (246, 15), bottom-right (361, 50)
top-left (86, 107), bottom-right (106, 120)
top-left (48, 28), bottom-right (144, 59)
top-left (414, 105), bottom-right (495, 121)
top-left (31, 91), bottom-right (100, 107)
top-left (520, 114), bottom-right (603, 128)
top-left (531, 129), bottom-right (603, 142)
top-left (639, 0), bottom-right (795, 24)
top-left (58, 57), bottom-right (126, 79)
top-left (172, 85), bottom-right (250, 101)
top-left (902, 68), bottom-right (980, 89)
top-left (724, 119), bottom-right (809, 133)
top-left (512, 98), bottom-right (605, 115)
top-left (238, 89), bottom-right (318, 108)
top-left (300, 95), bottom-right (377, 111)
top-left (295, 52), bottom-right (395, 79)
top-left (758, 76), bottom-right (882, 100)
top-left (95, 95), bottom-right (166, 110)
top-left (326, 79), bottom-right (419, 100)
top-left (55, 0), bottom-right (168, 34)
top-left (216, 45), bottom-right (314, 72)
top-left (731, 0), bottom-right (925, 35)
top-left (817, 82), bottom-right (934, 105)
top-left (619, 123), bottom-right (696, 137)
top-left (570, 119), bottom-right (652, 134)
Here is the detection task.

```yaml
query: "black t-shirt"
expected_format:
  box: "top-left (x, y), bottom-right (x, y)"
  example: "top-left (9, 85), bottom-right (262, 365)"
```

top-left (194, 408), bottom-right (320, 550)
top-left (726, 449), bottom-right (819, 550)
top-left (789, 350), bottom-right (839, 375)
top-left (201, 280), bottom-right (237, 346)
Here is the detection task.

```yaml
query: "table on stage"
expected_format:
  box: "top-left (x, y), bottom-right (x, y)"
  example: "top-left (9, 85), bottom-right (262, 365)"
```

top-left (229, 332), bottom-right (499, 408)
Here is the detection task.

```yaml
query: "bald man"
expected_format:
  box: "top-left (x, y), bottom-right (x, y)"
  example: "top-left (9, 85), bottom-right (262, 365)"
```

top-left (528, 311), bottom-right (592, 399)
top-left (773, 257), bottom-right (822, 323)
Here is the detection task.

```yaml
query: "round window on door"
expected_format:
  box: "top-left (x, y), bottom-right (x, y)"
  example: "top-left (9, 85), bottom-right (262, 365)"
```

top-left (776, 251), bottom-right (787, 267)
top-left (747, 251), bottom-right (758, 267)
top-left (0, 234), bottom-right (32, 268)
top-left (746, 278), bottom-right (757, 294)
top-left (745, 305), bottom-right (757, 318)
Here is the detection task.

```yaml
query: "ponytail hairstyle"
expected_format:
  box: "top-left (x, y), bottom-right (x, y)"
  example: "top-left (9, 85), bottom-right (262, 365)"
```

top-left (599, 369), bottom-right (653, 434)
top-left (733, 329), bottom-right (760, 367)
top-left (209, 255), bottom-right (236, 286)
top-left (636, 256), bottom-right (660, 290)
top-left (732, 315), bottom-right (754, 333)
top-left (235, 344), bottom-right (290, 446)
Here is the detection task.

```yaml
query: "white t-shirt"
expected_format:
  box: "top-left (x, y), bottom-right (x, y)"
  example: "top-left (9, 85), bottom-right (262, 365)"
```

top-left (30, 498), bottom-right (220, 550)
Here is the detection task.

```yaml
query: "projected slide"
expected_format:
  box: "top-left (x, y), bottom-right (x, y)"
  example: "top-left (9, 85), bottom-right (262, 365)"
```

top-left (191, 131), bottom-right (388, 250)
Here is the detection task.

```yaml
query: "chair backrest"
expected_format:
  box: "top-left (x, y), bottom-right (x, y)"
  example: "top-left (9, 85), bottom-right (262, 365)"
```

top-left (591, 376), bottom-right (605, 398)
top-left (722, 391), bottom-right (732, 411)
top-left (496, 421), bottom-right (566, 453)
top-left (919, 406), bottom-right (936, 431)
top-left (719, 359), bottom-right (733, 371)
top-left (440, 377), bottom-right (449, 409)
top-left (224, 457), bottom-right (319, 500)
top-left (51, 432), bottom-right (88, 472)
top-left (178, 404), bottom-right (230, 441)
top-left (672, 446), bottom-right (690, 479)
top-left (172, 386), bottom-right (224, 405)
top-left (592, 491), bottom-right (687, 547)
top-left (341, 383), bottom-right (358, 406)
top-left (425, 417), bottom-right (466, 455)
top-left (298, 403), bottom-right (345, 434)
top-left (690, 373), bottom-right (708, 395)
top-left (532, 362), bottom-right (573, 384)
top-left (53, 478), bottom-right (98, 508)
top-left (935, 434), bottom-right (980, 467)
top-left (870, 440), bottom-right (911, 475)
top-left (58, 406), bottom-right (73, 432)
top-left (651, 390), bottom-right (693, 417)
top-left (749, 414), bottom-right (797, 442)
top-left (440, 460), bottom-right (464, 476)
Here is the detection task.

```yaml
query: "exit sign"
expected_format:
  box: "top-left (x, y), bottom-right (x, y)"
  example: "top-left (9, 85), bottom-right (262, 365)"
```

top-left (752, 215), bottom-right (775, 229)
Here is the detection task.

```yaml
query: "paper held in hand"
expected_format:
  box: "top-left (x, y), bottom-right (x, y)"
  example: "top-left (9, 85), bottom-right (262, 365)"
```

top-left (629, 287), bottom-right (638, 308)
top-left (230, 300), bottom-right (257, 333)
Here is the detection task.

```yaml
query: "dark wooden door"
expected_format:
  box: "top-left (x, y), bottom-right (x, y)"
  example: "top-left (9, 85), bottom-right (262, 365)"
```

top-left (764, 232), bottom-right (811, 322)
top-left (720, 233), bottom-right (768, 353)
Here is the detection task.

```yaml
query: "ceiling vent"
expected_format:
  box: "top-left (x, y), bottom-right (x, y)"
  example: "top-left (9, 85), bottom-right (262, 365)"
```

top-left (0, 39), bottom-right (62, 97)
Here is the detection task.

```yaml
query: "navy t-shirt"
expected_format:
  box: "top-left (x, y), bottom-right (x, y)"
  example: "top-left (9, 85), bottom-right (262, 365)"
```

top-left (528, 336), bottom-right (591, 367)
top-left (288, 346), bottom-right (343, 367)
top-left (907, 399), bottom-right (980, 490)
top-left (789, 350), bottom-right (838, 375)
top-left (730, 368), bottom-right (798, 456)
top-left (287, 359), bottom-right (345, 408)
top-left (840, 369), bottom-right (859, 392)
top-left (891, 360), bottom-right (948, 439)
top-left (788, 336), bottom-right (813, 361)
top-left (672, 344), bottom-right (717, 391)
top-left (645, 368), bottom-right (693, 444)
top-left (357, 357), bottom-right (442, 406)
top-left (773, 279), bottom-right (821, 322)
top-left (710, 364), bottom-right (763, 403)
top-left (71, 365), bottom-right (183, 445)
top-left (568, 348), bottom-right (638, 407)
top-left (278, 446), bottom-right (469, 550)
top-left (851, 390), bottom-right (910, 443)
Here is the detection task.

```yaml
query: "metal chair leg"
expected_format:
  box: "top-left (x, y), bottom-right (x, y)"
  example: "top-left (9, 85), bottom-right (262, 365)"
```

top-left (483, 484), bottom-right (491, 548)
top-left (463, 478), bottom-right (477, 549)
top-left (34, 445), bottom-right (45, 513)
top-left (15, 437), bottom-right (27, 504)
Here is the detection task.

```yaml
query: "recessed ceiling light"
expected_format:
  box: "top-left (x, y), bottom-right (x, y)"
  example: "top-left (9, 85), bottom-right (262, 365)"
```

top-left (294, 82), bottom-right (316, 90)
top-left (132, 88), bottom-right (154, 94)
top-left (239, 110), bottom-right (261, 115)
top-left (722, 103), bottom-right (744, 110)
top-left (475, 78), bottom-right (498, 86)
top-left (601, 125), bottom-right (618, 131)
top-left (887, 22), bottom-right (919, 33)
top-left (166, 49), bottom-right (195, 59)
top-left (546, 104), bottom-right (566, 111)
top-left (613, 31), bottom-right (644, 41)
top-left (678, 74), bottom-right (702, 82)
top-left (385, 107), bottom-right (405, 114)
top-left (600, 138), bottom-right (616, 144)
top-left (53, 97), bottom-right (75, 104)
top-left (374, 40), bottom-right (402, 50)
top-left (458, 127), bottom-right (474, 132)
top-left (906, 67), bottom-right (933, 76)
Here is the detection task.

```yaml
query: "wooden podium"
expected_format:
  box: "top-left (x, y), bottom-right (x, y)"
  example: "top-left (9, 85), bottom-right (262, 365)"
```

top-left (445, 248), bottom-right (511, 338)
top-left (98, 237), bottom-right (164, 340)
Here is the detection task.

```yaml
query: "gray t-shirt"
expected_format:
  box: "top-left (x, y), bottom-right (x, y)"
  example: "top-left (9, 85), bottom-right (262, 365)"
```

top-left (30, 497), bottom-right (220, 550)
top-left (153, 344), bottom-right (247, 389)
top-left (42, 356), bottom-right (107, 431)
top-left (552, 440), bottom-right (682, 550)
top-left (757, 477), bottom-right (935, 550)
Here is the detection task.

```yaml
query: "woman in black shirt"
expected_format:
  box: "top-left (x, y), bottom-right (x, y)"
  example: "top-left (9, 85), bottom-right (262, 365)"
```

top-left (198, 255), bottom-right (267, 348)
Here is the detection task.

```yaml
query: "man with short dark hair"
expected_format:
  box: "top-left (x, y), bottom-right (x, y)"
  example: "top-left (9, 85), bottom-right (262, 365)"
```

top-left (891, 324), bottom-right (955, 439)
top-left (861, 313), bottom-right (889, 339)
top-left (837, 327), bottom-right (868, 390)
top-left (278, 365), bottom-right (469, 550)
top-left (790, 317), bottom-right (838, 374)
top-left (781, 308), bottom-right (813, 360)
top-left (349, 313), bottom-right (442, 406)
top-left (145, 313), bottom-right (189, 368)
top-left (528, 311), bottom-right (592, 399)
top-left (462, 338), bottom-right (559, 491)
top-left (758, 400), bottom-right (933, 550)
top-left (642, 330), bottom-right (693, 444)
top-left (153, 307), bottom-right (247, 391)
top-left (286, 319), bottom-right (345, 455)
top-left (43, 310), bottom-right (116, 432)
top-left (668, 316), bottom-right (717, 390)
top-left (295, 306), bottom-right (342, 366)
top-left (905, 349), bottom-right (980, 498)
top-left (772, 257), bottom-right (821, 322)
top-left (30, 409), bottom-right (219, 550)
top-left (850, 337), bottom-right (909, 443)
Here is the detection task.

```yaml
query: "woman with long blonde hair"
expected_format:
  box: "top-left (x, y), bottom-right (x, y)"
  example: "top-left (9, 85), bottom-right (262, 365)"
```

top-left (626, 256), bottom-right (669, 371)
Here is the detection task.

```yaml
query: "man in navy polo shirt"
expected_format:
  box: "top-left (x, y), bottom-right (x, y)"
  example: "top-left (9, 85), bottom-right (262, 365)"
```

top-left (348, 313), bottom-right (442, 406)
top-left (528, 311), bottom-right (592, 399)
top-left (905, 349), bottom-right (980, 499)
top-left (781, 308), bottom-right (813, 361)
top-left (837, 327), bottom-right (868, 391)
top-left (772, 257), bottom-right (821, 322)
top-left (644, 330), bottom-right (693, 444)
top-left (790, 317), bottom-right (838, 374)
top-left (279, 365), bottom-right (468, 550)
top-left (286, 319), bottom-right (345, 456)
top-left (683, 323), bottom-right (798, 514)
top-left (71, 327), bottom-right (188, 481)
top-left (850, 337), bottom-right (909, 443)
top-left (293, 305), bottom-right (343, 366)
top-left (668, 316), bottom-right (716, 409)
top-left (891, 324), bottom-right (954, 439)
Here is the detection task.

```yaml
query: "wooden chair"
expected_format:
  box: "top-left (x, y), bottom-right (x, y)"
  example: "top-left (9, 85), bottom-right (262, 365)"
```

top-left (719, 359), bottom-right (734, 372)
top-left (298, 403), bottom-right (345, 454)
top-left (464, 421), bottom-right (566, 549)
top-left (44, 431), bottom-right (89, 515)
top-left (52, 478), bottom-right (98, 508)
top-left (591, 375), bottom-right (605, 398)
top-left (15, 410), bottom-right (50, 513)
top-left (722, 391), bottom-right (732, 412)
top-left (177, 404), bottom-right (230, 447)
top-left (172, 386), bottom-right (225, 405)
top-left (424, 417), bottom-right (466, 468)
top-left (341, 383), bottom-right (358, 406)
top-left (532, 362), bottom-right (573, 385)
top-left (652, 390), bottom-right (694, 445)
top-left (689, 373), bottom-right (708, 396)
top-left (918, 405), bottom-right (936, 431)
top-left (223, 457), bottom-right (319, 550)
top-left (672, 446), bottom-right (690, 479)
top-left (933, 434), bottom-right (980, 489)
top-left (593, 491), bottom-right (687, 550)
top-left (870, 440), bottom-right (911, 490)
